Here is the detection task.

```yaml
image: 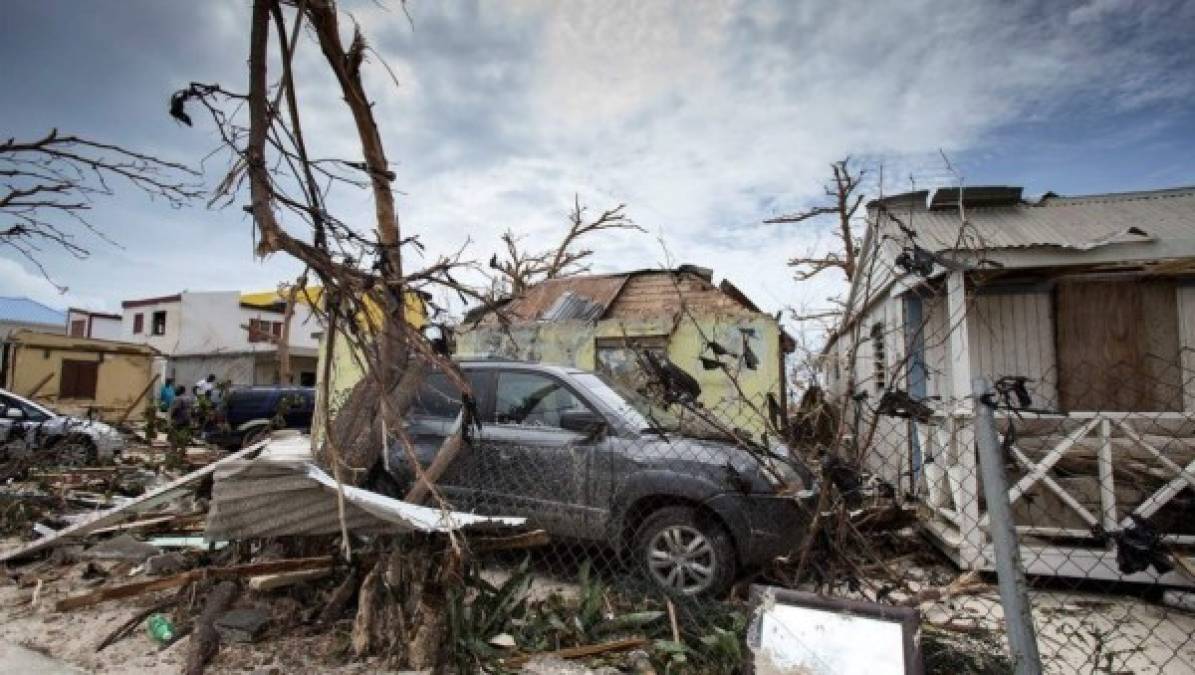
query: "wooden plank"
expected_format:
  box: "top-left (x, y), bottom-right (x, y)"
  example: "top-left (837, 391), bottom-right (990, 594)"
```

top-left (0, 442), bottom-right (266, 563)
top-left (1126, 455), bottom-right (1195, 525)
top-left (1007, 444), bottom-right (1099, 527)
top-left (946, 271), bottom-right (972, 408)
top-left (1006, 417), bottom-right (1100, 505)
top-left (248, 566), bottom-right (332, 592)
top-left (24, 372), bottom-right (54, 398)
top-left (501, 637), bottom-right (649, 668)
top-left (116, 373), bottom-right (159, 425)
top-left (56, 556), bottom-right (334, 611)
top-left (1057, 280), bottom-right (1181, 412)
top-left (1096, 418), bottom-right (1118, 532)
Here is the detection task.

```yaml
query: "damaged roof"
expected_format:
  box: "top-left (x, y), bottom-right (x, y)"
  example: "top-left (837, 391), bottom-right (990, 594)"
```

top-left (0, 296), bottom-right (66, 327)
top-left (470, 266), bottom-right (767, 325)
top-left (872, 185), bottom-right (1195, 252)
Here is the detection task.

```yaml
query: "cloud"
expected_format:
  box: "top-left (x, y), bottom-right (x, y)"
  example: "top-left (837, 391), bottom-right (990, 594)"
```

top-left (0, 257), bottom-right (109, 312)
top-left (1, 0), bottom-right (1192, 320)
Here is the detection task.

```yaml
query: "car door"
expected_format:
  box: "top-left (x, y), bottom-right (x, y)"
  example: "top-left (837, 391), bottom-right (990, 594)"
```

top-left (394, 370), bottom-right (492, 511)
top-left (477, 369), bottom-right (603, 538)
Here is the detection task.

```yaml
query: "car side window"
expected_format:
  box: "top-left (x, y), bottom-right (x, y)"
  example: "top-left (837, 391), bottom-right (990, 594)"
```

top-left (494, 371), bottom-right (588, 428)
top-left (411, 373), bottom-right (464, 419)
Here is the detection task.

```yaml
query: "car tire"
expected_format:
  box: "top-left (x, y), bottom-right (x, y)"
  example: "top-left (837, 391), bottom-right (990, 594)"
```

top-left (634, 505), bottom-right (736, 597)
top-left (50, 436), bottom-right (96, 467)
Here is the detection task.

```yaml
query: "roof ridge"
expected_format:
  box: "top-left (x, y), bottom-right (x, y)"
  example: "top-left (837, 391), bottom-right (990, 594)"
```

top-left (1038, 186), bottom-right (1195, 207)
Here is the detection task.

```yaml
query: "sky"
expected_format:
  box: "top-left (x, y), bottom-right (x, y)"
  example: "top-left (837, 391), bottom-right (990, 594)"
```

top-left (2, 0), bottom-right (1194, 320)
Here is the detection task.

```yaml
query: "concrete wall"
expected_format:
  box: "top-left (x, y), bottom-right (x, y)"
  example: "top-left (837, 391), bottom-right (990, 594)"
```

top-left (122, 298), bottom-right (184, 353)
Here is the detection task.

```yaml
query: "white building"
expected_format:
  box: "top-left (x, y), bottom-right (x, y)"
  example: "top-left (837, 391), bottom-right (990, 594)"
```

top-left (120, 290), bottom-right (322, 388)
top-left (820, 185), bottom-right (1195, 585)
top-left (66, 308), bottom-right (122, 340)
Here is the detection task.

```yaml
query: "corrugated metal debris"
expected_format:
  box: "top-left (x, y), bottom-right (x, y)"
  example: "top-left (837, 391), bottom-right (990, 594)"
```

top-left (206, 456), bottom-right (524, 540)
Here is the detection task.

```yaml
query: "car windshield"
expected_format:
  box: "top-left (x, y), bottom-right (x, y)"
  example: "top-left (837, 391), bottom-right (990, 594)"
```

top-left (571, 372), bottom-right (680, 433)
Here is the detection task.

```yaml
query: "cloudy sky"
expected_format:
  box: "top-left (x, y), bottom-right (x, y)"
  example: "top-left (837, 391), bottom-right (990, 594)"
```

top-left (3, 0), bottom-right (1194, 318)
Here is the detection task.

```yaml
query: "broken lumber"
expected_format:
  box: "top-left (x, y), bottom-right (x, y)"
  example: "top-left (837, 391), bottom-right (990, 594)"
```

top-left (1, 442), bottom-right (265, 563)
top-left (899, 571), bottom-right (989, 607)
top-left (502, 637), bottom-right (650, 668)
top-left (55, 556), bottom-right (334, 611)
top-left (469, 529), bottom-right (550, 554)
top-left (185, 580), bottom-right (238, 675)
top-left (248, 566), bottom-right (332, 592)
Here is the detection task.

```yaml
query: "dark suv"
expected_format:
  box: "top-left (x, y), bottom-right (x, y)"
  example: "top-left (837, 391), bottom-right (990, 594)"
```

top-left (203, 386), bottom-right (315, 450)
top-left (390, 359), bottom-right (814, 596)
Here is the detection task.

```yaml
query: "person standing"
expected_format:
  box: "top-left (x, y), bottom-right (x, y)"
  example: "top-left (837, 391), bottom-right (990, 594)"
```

top-left (159, 377), bottom-right (176, 412)
top-left (195, 374), bottom-right (217, 399)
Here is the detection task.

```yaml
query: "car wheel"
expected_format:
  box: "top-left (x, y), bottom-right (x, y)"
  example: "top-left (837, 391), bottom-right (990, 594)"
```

top-left (635, 505), bottom-right (736, 597)
top-left (51, 437), bottom-right (95, 467)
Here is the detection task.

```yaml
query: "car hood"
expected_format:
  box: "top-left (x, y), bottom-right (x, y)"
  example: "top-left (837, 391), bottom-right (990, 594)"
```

top-left (624, 434), bottom-right (813, 493)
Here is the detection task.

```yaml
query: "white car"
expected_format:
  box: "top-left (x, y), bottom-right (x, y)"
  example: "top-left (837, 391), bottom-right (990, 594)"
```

top-left (0, 388), bottom-right (125, 465)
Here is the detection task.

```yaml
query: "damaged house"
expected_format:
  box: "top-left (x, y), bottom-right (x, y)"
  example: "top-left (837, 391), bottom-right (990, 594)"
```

top-left (820, 185), bottom-right (1195, 584)
top-left (121, 289), bottom-right (322, 387)
top-left (458, 266), bottom-right (795, 428)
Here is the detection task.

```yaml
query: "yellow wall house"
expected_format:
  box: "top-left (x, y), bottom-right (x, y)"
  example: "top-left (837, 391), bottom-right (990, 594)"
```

top-left (457, 266), bottom-right (795, 431)
top-left (1, 330), bottom-right (159, 420)
top-left (314, 289), bottom-right (429, 431)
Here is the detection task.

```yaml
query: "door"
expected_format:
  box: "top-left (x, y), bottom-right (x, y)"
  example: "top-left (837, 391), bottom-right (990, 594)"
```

top-left (1056, 279), bottom-right (1182, 411)
top-left (398, 370), bottom-right (491, 511)
top-left (478, 370), bottom-right (602, 537)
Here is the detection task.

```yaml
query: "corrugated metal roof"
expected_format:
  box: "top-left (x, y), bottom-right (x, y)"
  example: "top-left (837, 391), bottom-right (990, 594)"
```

top-left (877, 186), bottom-right (1195, 252)
top-left (0, 296), bottom-right (66, 327)
top-left (541, 291), bottom-right (607, 321)
top-left (487, 274), bottom-right (631, 322)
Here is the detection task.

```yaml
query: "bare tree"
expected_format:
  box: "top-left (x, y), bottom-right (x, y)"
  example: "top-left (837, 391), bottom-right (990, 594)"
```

top-left (766, 157), bottom-right (866, 282)
top-left (0, 129), bottom-right (200, 287)
top-left (171, 0), bottom-right (510, 666)
top-left (488, 194), bottom-right (642, 296)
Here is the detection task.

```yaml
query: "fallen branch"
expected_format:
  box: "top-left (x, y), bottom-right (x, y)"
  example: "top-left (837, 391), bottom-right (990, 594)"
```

top-left (898, 571), bottom-right (988, 607)
top-left (502, 637), bottom-right (650, 668)
top-left (184, 580), bottom-right (238, 675)
top-left (56, 556), bottom-right (334, 611)
top-left (248, 566), bottom-right (332, 592)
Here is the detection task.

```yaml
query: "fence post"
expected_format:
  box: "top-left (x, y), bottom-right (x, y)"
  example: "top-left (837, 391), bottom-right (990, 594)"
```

top-left (972, 377), bottom-right (1043, 675)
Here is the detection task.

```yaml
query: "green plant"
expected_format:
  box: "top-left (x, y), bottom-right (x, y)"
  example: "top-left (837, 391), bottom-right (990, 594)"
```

top-left (447, 557), bottom-right (534, 672)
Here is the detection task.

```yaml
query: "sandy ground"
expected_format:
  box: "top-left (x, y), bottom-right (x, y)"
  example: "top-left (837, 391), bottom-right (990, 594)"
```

top-left (921, 588), bottom-right (1195, 673)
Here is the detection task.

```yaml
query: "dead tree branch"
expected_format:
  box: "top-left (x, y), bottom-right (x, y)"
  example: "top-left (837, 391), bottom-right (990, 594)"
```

top-left (767, 157), bottom-right (866, 282)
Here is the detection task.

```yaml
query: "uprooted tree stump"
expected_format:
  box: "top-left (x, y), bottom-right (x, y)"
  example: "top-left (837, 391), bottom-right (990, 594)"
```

top-left (322, 534), bottom-right (461, 670)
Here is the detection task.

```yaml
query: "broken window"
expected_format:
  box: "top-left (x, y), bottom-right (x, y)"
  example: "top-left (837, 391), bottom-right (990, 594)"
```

top-left (494, 371), bottom-right (587, 428)
top-left (70, 319), bottom-right (86, 337)
top-left (60, 359), bottom-right (99, 399)
top-left (151, 311), bottom-right (167, 336)
top-left (132, 313), bottom-right (144, 334)
top-left (871, 322), bottom-right (886, 392)
top-left (595, 336), bottom-right (669, 394)
top-left (411, 372), bottom-right (463, 419)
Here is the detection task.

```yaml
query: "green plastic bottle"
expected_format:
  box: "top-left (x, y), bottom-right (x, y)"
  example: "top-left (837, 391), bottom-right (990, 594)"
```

top-left (145, 614), bottom-right (176, 644)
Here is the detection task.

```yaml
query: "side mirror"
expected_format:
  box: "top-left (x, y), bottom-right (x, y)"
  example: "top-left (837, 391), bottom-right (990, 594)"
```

top-left (560, 409), bottom-right (605, 435)
top-left (5, 407), bottom-right (25, 420)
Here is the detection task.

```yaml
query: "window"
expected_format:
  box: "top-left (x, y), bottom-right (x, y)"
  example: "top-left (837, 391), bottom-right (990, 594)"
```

top-left (132, 313), bottom-right (144, 334)
top-left (871, 322), bottom-right (886, 392)
top-left (299, 371), bottom-right (316, 387)
top-left (151, 311), bottom-right (167, 336)
top-left (494, 371), bottom-right (588, 428)
top-left (60, 360), bottom-right (99, 399)
top-left (70, 319), bottom-right (86, 337)
top-left (248, 319), bottom-right (282, 343)
top-left (0, 393), bottom-right (50, 422)
top-left (411, 372), bottom-right (463, 419)
top-left (595, 336), bottom-right (669, 392)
